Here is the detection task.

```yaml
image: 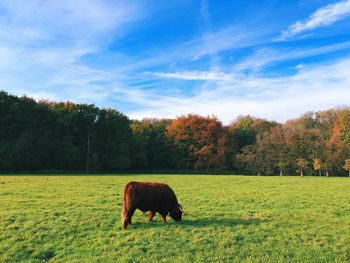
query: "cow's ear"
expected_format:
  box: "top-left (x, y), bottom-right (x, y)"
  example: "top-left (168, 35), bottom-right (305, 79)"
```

top-left (178, 204), bottom-right (183, 212)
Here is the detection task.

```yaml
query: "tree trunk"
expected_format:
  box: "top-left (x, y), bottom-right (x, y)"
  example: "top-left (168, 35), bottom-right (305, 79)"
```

top-left (301, 170), bottom-right (303, 176)
top-left (319, 170), bottom-right (321, 176)
top-left (280, 169), bottom-right (283, 176)
top-left (86, 129), bottom-right (90, 173)
top-left (349, 170), bottom-right (350, 178)
top-left (326, 170), bottom-right (329, 177)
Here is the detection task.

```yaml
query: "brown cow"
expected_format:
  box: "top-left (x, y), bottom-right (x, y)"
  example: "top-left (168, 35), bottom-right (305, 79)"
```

top-left (121, 181), bottom-right (183, 230)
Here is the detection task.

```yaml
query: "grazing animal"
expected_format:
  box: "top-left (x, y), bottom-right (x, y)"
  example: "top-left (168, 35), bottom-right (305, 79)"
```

top-left (121, 181), bottom-right (183, 230)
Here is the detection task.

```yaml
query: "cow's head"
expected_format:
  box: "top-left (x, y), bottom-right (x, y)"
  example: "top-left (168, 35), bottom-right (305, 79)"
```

top-left (170, 204), bottom-right (183, 221)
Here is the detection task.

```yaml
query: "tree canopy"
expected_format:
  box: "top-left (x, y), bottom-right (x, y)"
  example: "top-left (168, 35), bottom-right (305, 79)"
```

top-left (0, 91), bottom-right (349, 175)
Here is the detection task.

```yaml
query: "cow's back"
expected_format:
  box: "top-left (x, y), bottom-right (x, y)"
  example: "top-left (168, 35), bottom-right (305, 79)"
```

top-left (123, 181), bottom-right (177, 213)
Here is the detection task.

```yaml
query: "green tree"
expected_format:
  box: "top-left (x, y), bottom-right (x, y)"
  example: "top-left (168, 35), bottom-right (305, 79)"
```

top-left (230, 115), bottom-right (277, 150)
top-left (0, 91), bottom-right (133, 172)
top-left (130, 118), bottom-right (175, 169)
top-left (93, 108), bottom-right (132, 171)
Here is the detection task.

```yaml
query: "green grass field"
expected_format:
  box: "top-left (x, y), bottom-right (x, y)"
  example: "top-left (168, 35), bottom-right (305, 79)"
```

top-left (1, 175), bottom-right (350, 262)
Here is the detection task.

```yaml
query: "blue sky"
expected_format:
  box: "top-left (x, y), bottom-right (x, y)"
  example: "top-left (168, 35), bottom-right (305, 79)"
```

top-left (1, 0), bottom-right (350, 123)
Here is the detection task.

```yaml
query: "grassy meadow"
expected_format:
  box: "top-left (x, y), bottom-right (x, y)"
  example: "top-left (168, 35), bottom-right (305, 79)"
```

top-left (1, 175), bottom-right (350, 262)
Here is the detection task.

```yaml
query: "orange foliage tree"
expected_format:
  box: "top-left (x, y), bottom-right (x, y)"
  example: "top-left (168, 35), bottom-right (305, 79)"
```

top-left (167, 114), bottom-right (232, 170)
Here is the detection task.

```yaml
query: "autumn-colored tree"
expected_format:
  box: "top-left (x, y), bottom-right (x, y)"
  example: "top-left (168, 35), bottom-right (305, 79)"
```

top-left (297, 158), bottom-right (308, 176)
top-left (313, 159), bottom-right (322, 176)
top-left (1, 91), bottom-right (350, 175)
top-left (336, 109), bottom-right (350, 143)
top-left (343, 159), bottom-right (350, 177)
top-left (230, 115), bottom-right (277, 150)
top-left (167, 114), bottom-right (230, 170)
top-left (260, 125), bottom-right (288, 175)
top-left (237, 116), bottom-right (326, 176)
top-left (326, 109), bottom-right (350, 175)
top-left (233, 117), bottom-right (278, 175)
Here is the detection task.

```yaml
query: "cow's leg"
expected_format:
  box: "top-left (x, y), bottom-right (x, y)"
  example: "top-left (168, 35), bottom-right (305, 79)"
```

top-left (127, 207), bottom-right (136, 225)
top-left (122, 206), bottom-right (136, 230)
top-left (161, 213), bottom-right (167, 223)
top-left (122, 208), bottom-right (129, 230)
top-left (148, 210), bottom-right (156, 222)
top-left (122, 218), bottom-right (128, 230)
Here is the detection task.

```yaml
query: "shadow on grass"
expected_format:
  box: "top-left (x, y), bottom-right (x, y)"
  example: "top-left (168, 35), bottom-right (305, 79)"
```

top-left (129, 217), bottom-right (264, 230)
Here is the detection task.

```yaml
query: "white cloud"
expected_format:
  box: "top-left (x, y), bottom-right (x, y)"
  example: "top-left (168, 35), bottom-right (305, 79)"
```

top-left (145, 71), bottom-right (235, 81)
top-left (0, 0), bottom-right (143, 102)
top-left (278, 0), bottom-right (350, 40)
top-left (128, 57), bottom-right (350, 124)
top-left (295, 64), bottom-right (304, 70)
top-left (144, 41), bottom-right (350, 83)
top-left (1, 1), bottom-right (349, 125)
top-left (0, 1), bottom-right (267, 107)
top-left (191, 51), bottom-right (207, 61)
top-left (0, 0), bottom-right (140, 44)
top-left (235, 40), bottom-right (350, 72)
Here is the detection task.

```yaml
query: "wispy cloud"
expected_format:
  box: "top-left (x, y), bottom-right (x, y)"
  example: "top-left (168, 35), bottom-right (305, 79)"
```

top-left (129, 57), bottom-right (350, 123)
top-left (145, 71), bottom-right (235, 81)
top-left (121, 24), bottom-right (269, 72)
top-left (277, 0), bottom-right (350, 40)
top-left (1, 1), bottom-right (349, 124)
top-left (235, 40), bottom-right (350, 72)
top-left (0, 1), bottom-right (270, 105)
top-left (145, 40), bottom-right (350, 81)
top-left (0, 0), bottom-right (141, 47)
top-left (0, 0), bottom-right (143, 101)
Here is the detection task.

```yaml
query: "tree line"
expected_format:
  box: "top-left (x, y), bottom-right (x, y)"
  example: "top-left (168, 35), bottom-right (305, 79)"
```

top-left (1, 91), bottom-right (349, 176)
